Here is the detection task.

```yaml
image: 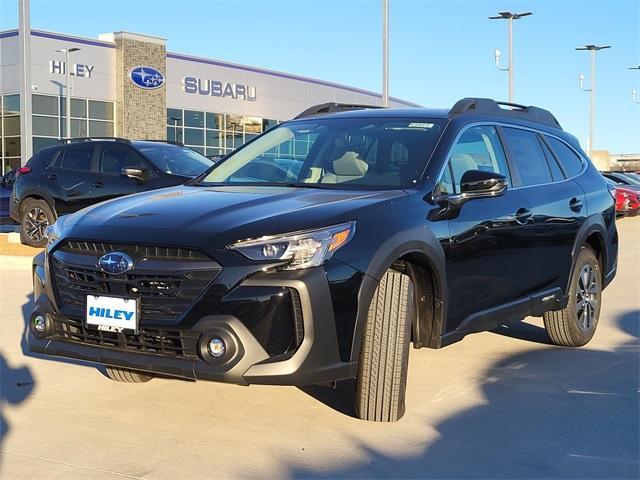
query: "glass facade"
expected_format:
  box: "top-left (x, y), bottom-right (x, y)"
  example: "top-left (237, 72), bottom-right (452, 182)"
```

top-left (31, 94), bottom-right (115, 156)
top-left (1, 94), bottom-right (21, 175)
top-left (167, 108), bottom-right (278, 157)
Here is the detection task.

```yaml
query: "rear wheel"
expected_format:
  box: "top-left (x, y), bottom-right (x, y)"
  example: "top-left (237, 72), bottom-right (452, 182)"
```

top-left (20, 198), bottom-right (55, 248)
top-left (543, 247), bottom-right (601, 347)
top-left (104, 366), bottom-right (153, 383)
top-left (355, 269), bottom-right (413, 422)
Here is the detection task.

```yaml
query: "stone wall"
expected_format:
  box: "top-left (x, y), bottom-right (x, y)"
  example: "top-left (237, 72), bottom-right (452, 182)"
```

top-left (114, 32), bottom-right (166, 140)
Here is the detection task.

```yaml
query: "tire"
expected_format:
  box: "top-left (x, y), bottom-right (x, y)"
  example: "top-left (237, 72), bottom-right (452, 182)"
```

top-left (355, 269), bottom-right (413, 422)
top-left (20, 198), bottom-right (55, 248)
top-left (543, 247), bottom-right (602, 347)
top-left (104, 366), bottom-right (153, 383)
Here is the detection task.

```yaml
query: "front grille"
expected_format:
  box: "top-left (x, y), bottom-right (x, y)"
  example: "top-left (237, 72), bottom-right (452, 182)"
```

top-left (51, 241), bottom-right (221, 323)
top-left (59, 240), bottom-right (209, 261)
top-left (53, 316), bottom-right (200, 359)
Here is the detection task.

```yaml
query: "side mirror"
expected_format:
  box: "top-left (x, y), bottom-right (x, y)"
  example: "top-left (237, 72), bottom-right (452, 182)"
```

top-left (433, 170), bottom-right (507, 210)
top-left (459, 170), bottom-right (508, 196)
top-left (122, 167), bottom-right (148, 182)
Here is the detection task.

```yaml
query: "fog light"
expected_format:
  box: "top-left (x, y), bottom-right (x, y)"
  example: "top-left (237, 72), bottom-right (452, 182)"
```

top-left (33, 315), bottom-right (46, 333)
top-left (207, 337), bottom-right (226, 358)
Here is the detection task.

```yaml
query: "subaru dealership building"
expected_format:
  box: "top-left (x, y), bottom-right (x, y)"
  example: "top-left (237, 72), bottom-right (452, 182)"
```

top-left (0, 28), bottom-right (418, 175)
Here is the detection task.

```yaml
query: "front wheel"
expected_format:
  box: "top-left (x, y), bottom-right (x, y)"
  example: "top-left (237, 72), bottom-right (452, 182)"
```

top-left (20, 198), bottom-right (55, 248)
top-left (543, 247), bottom-right (602, 347)
top-left (355, 269), bottom-right (413, 422)
top-left (104, 366), bottom-right (153, 383)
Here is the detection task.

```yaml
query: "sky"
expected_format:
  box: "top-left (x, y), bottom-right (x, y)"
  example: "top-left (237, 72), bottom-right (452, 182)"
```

top-left (1, 0), bottom-right (639, 153)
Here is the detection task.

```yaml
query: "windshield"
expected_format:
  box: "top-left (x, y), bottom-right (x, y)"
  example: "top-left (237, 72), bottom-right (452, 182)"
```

top-left (137, 144), bottom-right (212, 177)
top-left (199, 117), bottom-right (446, 189)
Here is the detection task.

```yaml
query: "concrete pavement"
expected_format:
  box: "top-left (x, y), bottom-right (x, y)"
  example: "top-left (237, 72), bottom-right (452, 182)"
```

top-left (0, 219), bottom-right (638, 479)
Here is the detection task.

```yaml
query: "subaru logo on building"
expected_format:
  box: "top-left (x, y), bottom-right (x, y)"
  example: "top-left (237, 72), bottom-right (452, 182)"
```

top-left (129, 66), bottom-right (165, 89)
top-left (97, 252), bottom-right (134, 275)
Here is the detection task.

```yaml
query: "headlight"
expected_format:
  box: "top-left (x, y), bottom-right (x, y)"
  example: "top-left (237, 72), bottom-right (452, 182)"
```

top-left (228, 221), bottom-right (356, 270)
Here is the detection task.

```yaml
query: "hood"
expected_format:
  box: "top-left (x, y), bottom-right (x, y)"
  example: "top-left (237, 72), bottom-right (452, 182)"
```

top-left (64, 185), bottom-right (406, 251)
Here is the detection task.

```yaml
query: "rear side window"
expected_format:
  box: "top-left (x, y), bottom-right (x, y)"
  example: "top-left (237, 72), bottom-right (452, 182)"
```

top-left (29, 148), bottom-right (58, 168)
top-left (59, 146), bottom-right (94, 171)
top-left (546, 137), bottom-right (584, 178)
top-left (539, 138), bottom-right (565, 182)
top-left (100, 145), bottom-right (145, 175)
top-left (502, 128), bottom-right (552, 186)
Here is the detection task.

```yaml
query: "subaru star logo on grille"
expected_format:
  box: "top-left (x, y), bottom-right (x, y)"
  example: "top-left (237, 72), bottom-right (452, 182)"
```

top-left (97, 252), bottom-right (134, 275)
top-left (128, 66), bottom-right (165, 89)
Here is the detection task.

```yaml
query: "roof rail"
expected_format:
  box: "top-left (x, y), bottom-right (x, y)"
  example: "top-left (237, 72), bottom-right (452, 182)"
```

top-left (449, 98), bottom-right (562, 129)
top-left (59, 137), bottom-right (131, 144)
top-left (294, 102), bottom-right (384, 119)
top-left (136, 139), bottom-right (185, 146)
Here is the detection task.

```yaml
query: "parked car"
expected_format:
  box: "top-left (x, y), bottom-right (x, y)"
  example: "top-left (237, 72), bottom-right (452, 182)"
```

top-left (614, 184), bottom-right (640, 217)
top-left (601, 171), bottom-right (640, 191)
top-left (1, 168), bottom-right (18, 223)
top-left (10, 138), bottom-right (213, 247)
top-left (29, 98), bottom-right (617, 422)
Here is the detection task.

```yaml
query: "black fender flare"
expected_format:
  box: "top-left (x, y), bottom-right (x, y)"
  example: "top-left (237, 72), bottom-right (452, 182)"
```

top-left (18, 188), bottom-right (58, 220)
top-left (566, 215), bottom-right (607, 294)
top-left (349, 226), bottom-right (447, 363)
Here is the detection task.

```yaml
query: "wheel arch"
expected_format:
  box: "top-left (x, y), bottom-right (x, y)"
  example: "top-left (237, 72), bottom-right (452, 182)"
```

top-left (568, 217), bottom-right (608, 294)
top-left (19, 192), bottom-right (57, 218)
top-left (349, 228), bottom-right (448, 363)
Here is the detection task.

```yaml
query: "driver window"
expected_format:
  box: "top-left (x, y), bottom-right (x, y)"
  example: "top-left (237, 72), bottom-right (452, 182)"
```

top-left (436, 125), bottom-right (510, 194)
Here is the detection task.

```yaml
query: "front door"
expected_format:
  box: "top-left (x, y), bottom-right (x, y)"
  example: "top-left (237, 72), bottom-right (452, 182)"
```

top-left (91, 144), bottom-right (156, 204)
top-left (435, 125), bottom-right (534, 332)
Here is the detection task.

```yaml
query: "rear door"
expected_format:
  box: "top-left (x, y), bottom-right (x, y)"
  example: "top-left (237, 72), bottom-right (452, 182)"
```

top-left (45, 144), bottom-right (97, 214)
top-left (501, 127), bottom-right (586, 293)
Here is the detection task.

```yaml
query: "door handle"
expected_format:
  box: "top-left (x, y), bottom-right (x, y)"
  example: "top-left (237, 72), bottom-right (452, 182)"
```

top-left (93, 181), bottom-right (104, 188)
top-left (569, 197), bottom-right (583, 212)
top-left (48, 174), bottom-right (57, 181)
top-left (515, 207), bottom-right (533, 225)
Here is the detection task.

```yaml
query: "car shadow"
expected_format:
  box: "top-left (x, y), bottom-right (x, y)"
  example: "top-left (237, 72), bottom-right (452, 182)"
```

top-left (0, 354), bottom-right (34, 469)
top-left (299, 379), bottom-right (358, 418)
top-left (492, 318), bottom-right (554, 345)
top-left (299, 318), bottom-right (557, 420)
top-left (287, 310), bottom-right (639, 479)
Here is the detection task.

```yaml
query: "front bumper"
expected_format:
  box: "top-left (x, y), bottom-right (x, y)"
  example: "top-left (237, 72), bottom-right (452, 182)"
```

top-left (29, 251), bottom-right (356, 386)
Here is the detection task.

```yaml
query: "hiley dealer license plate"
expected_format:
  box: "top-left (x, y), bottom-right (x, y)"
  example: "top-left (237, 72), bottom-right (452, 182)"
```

top-left (86, 295), bottom-right (138, 333)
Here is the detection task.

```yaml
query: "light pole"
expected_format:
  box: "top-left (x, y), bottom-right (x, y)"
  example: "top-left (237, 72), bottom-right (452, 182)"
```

top-left (56, 47), bottom-right (81, 139)
top-left (382, 0), bottom-right (389, 107)
top-left (577, 44), bottom-right (611, 157)
top-left (490, 11), bottom-right (532, 103)
top-left (631, 66), bottom-right (640, 104)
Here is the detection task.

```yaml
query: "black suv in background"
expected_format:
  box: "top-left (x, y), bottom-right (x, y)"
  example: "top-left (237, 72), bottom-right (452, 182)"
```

top-left (29, 99), bottom-right (617, 422)
top-left (10, 138), bottom-right (212, 246)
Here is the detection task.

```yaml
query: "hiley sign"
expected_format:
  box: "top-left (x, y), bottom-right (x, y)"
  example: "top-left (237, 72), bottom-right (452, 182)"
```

top-left (49, 60), bottom-right (94, 78)
top-left (183, 76), bottom-right (257, 101)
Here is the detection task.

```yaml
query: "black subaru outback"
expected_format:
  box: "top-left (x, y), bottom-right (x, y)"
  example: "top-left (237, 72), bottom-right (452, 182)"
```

top-left (29, 98), bottom-right (617, 422)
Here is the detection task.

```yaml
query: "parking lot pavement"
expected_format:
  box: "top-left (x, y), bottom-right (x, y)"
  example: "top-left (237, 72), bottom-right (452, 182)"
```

top-left (0, 220), bottom-right (637, 480)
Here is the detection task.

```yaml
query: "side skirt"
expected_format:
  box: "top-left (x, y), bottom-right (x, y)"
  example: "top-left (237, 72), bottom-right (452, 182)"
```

top-left (439, 287), bottom-right (566, 347)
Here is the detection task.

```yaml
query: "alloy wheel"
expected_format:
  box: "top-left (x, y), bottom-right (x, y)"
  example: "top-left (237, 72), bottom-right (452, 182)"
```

top-left (576, 263), bottom-right (599, 331)
top-left (24, 207), bottom-right (49, 243)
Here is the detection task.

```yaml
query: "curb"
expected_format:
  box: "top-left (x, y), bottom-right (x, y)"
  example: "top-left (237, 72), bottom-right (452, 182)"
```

top-left (1, 255), bottom-right (34, 270)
